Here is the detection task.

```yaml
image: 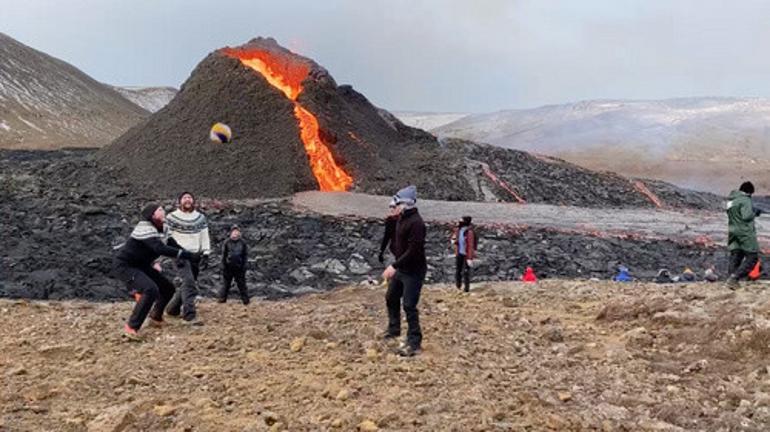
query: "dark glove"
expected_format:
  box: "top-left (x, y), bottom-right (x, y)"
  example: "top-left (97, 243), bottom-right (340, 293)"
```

top-left (180, 250), bottom-right (201, 264)
top-left (378, 252), bottom-right (384, 264)
top-left (199, 254), bottom-right (209, 270)
top-left (755, 208), bottom-right (763, 217)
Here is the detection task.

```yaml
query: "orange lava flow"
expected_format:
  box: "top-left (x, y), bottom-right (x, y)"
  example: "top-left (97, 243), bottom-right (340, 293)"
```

top-left (632, 180), bottom-right (664, 208)
top-left (223, 48), bottom-right (353, 191)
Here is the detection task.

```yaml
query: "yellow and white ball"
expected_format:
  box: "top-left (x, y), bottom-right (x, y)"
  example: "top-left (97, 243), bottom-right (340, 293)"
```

top-left (209, 122), bottom-right (232, 143)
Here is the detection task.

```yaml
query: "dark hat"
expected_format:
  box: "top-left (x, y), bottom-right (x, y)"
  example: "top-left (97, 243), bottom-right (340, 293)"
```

top-left (740, 181), bottom-right (755, 195)
top-left (230, 224), bottom-right (240, 232)
top-left (141, 203), bottom-right (160, 221)
top-left (178, 191), bottom-right (195, 203)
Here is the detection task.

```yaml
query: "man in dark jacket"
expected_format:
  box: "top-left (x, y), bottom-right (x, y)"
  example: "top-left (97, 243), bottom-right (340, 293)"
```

top-left (378, 198), bottom-right (400, 264)
top-left (382, 185), bottom-right (427, 357)
top-left (112, 204), bottom-right (199, 340)
top-left (726, 181), bottom-right (762, 289)
top-left (219, 225), bottom-right (250, 305)
top-left (451, 216), bottom-right (476, 292)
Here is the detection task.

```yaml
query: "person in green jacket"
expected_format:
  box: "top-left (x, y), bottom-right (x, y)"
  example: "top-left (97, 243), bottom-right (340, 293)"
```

top-left (725, 181), bottom-right (762, 289)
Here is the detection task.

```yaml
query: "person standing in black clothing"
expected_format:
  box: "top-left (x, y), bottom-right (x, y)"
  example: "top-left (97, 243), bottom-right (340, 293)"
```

top-left (382, 185), bottom-right (427, 357)
top-left (219, 225), bottom-right (250, 305)
top-left (451, 216), bottom-right (476, 292)
top-left (112, 204), bottom-right (199, 340)
top-left (378, 198), bottom-right (400, 264)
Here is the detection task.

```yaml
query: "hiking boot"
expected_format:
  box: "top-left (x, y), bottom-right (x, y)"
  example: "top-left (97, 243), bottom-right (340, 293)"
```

top-left (181, 317), bottom-right (204, 326)
top-left (216, 298), bottom-right (227, 304)
top-left (123, 324), bottom-right (142, 341)
top-left (398, 345), bottom-right (422, 357)
top-left (725, 276), bottom-right (740, 291)
top-left (147, 318), bottom-right (165, 328)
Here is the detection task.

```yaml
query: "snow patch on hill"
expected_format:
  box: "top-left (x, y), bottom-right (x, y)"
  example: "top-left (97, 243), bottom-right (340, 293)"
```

top-left (112, 86), bottom-right (177, 112)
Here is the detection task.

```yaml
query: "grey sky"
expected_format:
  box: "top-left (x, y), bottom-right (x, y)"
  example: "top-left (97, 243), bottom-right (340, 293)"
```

top-left (2, 0), bottom-right (769, 112)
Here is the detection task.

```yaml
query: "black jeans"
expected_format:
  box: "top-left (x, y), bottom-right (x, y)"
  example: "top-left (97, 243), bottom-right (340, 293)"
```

top-left (221, 266), bottom-right (249, 304)
top-left (729, 249), bottom-right (759, 280)
top-left (455, 254), bottom-right (471, 291)
top-left (386, 270), bottom-right (425, 349)
top-left (113, 262), bottom-right (175, 331)
top-left (166, 259), bottom-right (199, 320)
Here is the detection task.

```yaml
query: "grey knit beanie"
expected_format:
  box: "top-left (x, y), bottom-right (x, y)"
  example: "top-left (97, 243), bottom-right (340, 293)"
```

top-left (394, 185), bottom-right (417, 209)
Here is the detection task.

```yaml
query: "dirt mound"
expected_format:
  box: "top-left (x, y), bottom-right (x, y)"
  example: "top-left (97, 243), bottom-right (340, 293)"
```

top-left (98, 37), bottom-right (473, 200)
top-left (98, 37), bottom-right (718, 209)
top-left (3, 281), bottom-right (770, 431)
top-left (0, 32), bottom-right (148, 149)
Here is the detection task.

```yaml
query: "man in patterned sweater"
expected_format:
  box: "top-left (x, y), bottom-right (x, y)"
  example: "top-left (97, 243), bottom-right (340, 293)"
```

top-left (164, 191), bottom-right (211, 324)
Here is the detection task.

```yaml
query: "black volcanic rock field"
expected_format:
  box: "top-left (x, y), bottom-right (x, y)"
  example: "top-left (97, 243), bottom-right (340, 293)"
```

top-left (2, 150), bottom-right (728, 301)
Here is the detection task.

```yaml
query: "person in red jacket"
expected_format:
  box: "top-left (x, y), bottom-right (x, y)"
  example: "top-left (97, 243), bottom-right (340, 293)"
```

top-left (451, 216), bottom-right (476, 292)
top-left (522, 267), bottom-right (537, 283)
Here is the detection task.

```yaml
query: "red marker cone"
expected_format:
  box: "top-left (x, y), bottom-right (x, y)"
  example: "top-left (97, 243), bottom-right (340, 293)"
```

top-left (522, 267), bottom-right (537, 283)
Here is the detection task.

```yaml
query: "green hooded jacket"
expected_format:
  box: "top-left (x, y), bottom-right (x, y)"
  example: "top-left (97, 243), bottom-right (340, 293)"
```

top-left (726, 190), bottom-right (759, 252)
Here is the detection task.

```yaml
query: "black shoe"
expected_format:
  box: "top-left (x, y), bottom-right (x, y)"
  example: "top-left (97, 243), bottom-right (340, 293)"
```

top-left (398, 345), bottom-right (422, 357)
top-left (241, 297), bottom-right (250, 305)
top-left (217, 298), bottom-right (227, 304)
top-left (382, 331), bottom-right (400, 340)
top-left (182, 317), bottom-right (204, 326)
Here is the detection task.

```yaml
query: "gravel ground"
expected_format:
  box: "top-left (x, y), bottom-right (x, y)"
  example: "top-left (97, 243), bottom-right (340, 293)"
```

top-left (3, 280), bottom-right (770, 431)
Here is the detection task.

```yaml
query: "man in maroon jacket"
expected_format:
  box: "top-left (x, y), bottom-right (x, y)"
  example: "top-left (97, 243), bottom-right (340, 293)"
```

top-left (381, 185), bottom-right (427, 357)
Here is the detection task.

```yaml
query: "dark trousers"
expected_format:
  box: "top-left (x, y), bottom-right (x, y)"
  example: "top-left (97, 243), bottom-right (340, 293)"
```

top-left (386, 270), bottom-right (425, 349)
top-left (455, 254), bottom-right (471, 291)
top-left (166, 259), bottom-right (199, 320)
top-left (221, 266), bottom-right (249, 304)
top-left (729, 249), bottom-right (759, 280)
top-left (114, 263), bottom-right (175, 331)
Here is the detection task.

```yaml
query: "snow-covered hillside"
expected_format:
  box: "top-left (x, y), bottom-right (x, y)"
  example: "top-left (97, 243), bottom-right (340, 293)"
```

top-left (112, 86), bottom-right (177, 112)
top-left (0, 33), bottom-right (148, 149)
top-left (433, 98), bottom-right (770, 193)
top-left (392, 111), bottom-right (468, 131)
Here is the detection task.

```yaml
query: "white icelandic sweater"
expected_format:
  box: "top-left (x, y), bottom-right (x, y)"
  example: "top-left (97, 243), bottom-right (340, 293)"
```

top-left (165, 209), bottom-right (211, 254)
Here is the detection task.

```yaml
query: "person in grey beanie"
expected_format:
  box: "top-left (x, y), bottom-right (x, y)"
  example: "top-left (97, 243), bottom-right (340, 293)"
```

top-left (382, 185), bottom-right (427, 357)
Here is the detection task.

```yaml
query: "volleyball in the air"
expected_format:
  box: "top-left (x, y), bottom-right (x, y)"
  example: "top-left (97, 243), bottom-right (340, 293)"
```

top-left (209, 122), bottom-right (232, 143)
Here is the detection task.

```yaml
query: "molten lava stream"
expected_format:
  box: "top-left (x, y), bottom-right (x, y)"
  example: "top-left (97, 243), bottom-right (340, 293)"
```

top-left (225, 48), bottom-right (353, 191)
top-left (294, 105), bottom-right (353, 191)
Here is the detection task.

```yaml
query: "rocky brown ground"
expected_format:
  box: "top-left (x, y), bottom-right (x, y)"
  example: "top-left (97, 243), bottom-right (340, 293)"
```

top-left (3, 280), bottom-right (770, 431)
